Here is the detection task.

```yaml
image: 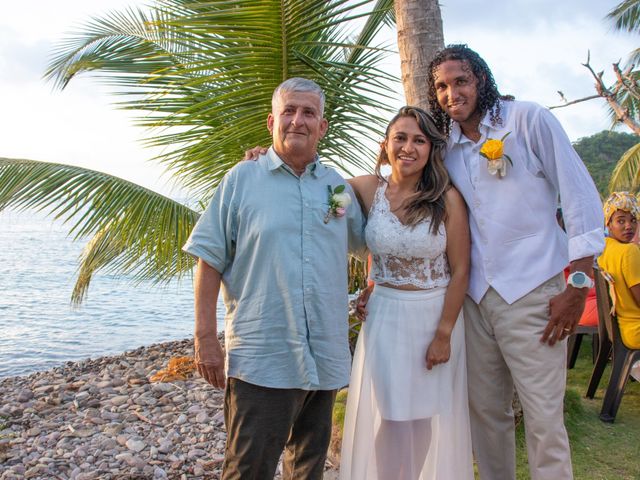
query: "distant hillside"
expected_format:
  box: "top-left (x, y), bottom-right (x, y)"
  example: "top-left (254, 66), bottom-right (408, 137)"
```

top-left (574, 130), bottom-right (638, 197)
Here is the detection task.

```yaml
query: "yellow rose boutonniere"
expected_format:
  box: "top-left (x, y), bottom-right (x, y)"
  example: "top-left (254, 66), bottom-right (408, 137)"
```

top-left (480, 132), bottom-right (512, 179)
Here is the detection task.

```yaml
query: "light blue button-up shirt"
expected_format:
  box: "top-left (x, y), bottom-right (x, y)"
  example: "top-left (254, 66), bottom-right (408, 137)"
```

top-left (183, 147), bottom-right (366, 390)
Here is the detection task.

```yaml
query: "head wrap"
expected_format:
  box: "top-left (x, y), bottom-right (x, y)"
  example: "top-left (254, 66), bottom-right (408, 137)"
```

top-left (603, 191), bottom-right (640, 225)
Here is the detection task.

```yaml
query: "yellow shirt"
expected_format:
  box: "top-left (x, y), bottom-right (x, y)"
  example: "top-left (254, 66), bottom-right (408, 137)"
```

top-left (598, 237), bottom-right (640, 349)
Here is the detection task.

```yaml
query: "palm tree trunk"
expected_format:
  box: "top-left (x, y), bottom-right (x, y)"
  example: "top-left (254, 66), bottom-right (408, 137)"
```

top-left (394, 0), bottom-right (444, 109)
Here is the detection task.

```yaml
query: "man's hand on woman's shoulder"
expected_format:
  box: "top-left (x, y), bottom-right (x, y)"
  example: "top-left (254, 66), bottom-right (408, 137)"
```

top-left (243, 146), bottom-right (268, 161)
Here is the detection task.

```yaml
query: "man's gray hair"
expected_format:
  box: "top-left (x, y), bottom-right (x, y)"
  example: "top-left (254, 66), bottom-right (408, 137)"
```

top-left (272, 77), bottom-right (325, 117)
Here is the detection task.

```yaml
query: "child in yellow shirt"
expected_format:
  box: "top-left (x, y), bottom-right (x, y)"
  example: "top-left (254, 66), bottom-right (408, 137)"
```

top-left (598, 192), bottom-right (640, 349)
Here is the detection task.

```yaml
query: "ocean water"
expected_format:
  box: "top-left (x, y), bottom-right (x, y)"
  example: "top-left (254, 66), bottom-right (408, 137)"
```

top-left (0, 210), bottom-right (224, 379)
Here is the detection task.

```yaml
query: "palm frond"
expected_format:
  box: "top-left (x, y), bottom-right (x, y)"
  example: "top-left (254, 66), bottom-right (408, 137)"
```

top-left (46, 0), bottom-right (398, 196)
top-left (608, 142), bottom-right (640, 193)
top-left (607, 0), bottom-right (640, 35)
top-left (0, 158), bottom-right (199, 292)
top-left (625, 47), bottom-right (640, 66)
top-left (44, 7), bottom-right (170, 90)
top-left (72, 221), bottom-right (126, 304)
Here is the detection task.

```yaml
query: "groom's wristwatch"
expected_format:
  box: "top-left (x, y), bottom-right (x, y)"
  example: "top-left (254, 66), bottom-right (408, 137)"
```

top-left (567, 271), bottom-right (594, 289)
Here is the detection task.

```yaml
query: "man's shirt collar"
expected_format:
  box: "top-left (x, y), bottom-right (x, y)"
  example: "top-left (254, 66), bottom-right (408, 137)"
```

top-left (266, 146), bottom-right (327, 178)
top-left (450, 100), bottom-right (505, 145)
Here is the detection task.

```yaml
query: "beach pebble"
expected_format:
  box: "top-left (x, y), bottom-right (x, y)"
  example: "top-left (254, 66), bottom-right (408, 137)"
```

top-left (109, 395), bottom-right (129, 407)
top-left (154, 466), bottom-right (168, 478)
top-left (211, 409), bottom-right (224, 423)
top-left (126, 438), bottom-right (146, 453)
top-left (76, 472), bottom-right (99, 480)
top-left (157, 440), bottom-right (173, 454)
top-left (17, 388), bottom-right (34, 402)
top-left (195, 411), bottom-right (208, 423)
top-left (187, 448), bottom-right (207, 459)
top-left (176, 413), bottom-right (188, 425)
top-left (152, 383), bottom-right (174, 394)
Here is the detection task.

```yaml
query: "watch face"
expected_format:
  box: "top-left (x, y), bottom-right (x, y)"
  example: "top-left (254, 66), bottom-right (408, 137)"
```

top-left (572, 272), bottom-right (586, 285)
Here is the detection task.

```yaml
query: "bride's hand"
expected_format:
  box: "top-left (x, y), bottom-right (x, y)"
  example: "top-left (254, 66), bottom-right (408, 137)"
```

top-left (243, 146), bottom-right (268, 161)
top-left (353, 284), bottom-right (374, 322)
top-left (425, 334), bottom-right (451, 370)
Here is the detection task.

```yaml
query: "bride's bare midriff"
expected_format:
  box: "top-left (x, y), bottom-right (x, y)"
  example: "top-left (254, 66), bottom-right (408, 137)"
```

top-left (378, 282), bottom-right (427, 291)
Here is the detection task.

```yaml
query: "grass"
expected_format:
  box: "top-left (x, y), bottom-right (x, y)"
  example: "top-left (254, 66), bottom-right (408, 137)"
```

top-left (515, 342), bottom-right (640, 479)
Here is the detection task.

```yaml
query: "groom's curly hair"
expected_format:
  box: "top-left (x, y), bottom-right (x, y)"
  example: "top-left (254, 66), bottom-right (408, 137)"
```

top-left (427, 44), bottom-right (514, 137)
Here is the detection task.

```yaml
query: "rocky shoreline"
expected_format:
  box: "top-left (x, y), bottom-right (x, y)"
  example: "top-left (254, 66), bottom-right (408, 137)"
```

top-left (0, 338), bottom-right (339, 479)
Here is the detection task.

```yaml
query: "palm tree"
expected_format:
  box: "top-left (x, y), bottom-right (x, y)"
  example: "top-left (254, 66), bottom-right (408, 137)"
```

top-left (394, 0), bottom-right (443, 108)
top-left (0, 0), bottom-right (399, 302)
top-left (608, 0), bottom-right (640, 63)
top-left (605, 0), bottom-right (640, 192)
top-left (602, 0), bottom-right (640, 129)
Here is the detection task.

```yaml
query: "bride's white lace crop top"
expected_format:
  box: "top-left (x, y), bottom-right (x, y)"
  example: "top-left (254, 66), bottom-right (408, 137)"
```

top-left (365, 180), bottom-right (450, 289)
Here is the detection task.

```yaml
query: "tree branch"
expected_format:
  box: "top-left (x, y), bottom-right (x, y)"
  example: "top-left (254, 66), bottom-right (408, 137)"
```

top-left (614, 62), bottom-right (640, 100)
top-left (549, 94), bottom-right (601, 110)
top-left (568, 52), bottom-right (640, 135)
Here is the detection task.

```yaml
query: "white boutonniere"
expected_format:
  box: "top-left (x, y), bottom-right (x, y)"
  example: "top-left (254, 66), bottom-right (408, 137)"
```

top-left (324, 185), bottom-right (352, 223)
top-left (480, 132), bottom-right (513, 178)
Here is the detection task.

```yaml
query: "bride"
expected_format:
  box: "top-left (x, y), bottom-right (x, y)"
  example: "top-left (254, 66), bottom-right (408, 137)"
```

top-left (341, 106), bottom-right (474, 479)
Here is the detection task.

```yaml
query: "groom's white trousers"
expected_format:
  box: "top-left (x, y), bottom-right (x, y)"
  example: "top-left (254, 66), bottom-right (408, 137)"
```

top-left (464, 273), bottom-right (573, 480)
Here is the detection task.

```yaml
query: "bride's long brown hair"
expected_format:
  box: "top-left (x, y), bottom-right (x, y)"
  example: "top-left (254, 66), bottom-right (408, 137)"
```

top-left (375, 106), bottom-right (451, 233)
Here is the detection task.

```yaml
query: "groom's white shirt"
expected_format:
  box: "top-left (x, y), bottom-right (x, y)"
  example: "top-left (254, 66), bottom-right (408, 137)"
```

top-left (445, 100), bottom-right (604, 304)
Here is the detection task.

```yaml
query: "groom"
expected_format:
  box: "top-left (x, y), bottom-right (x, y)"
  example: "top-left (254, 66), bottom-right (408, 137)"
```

top-left (427, 44), bottom-right (604, 479)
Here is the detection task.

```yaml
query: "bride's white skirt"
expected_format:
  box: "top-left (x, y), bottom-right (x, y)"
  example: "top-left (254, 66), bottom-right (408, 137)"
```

top-left (340, 285), bottom-right (474, 480)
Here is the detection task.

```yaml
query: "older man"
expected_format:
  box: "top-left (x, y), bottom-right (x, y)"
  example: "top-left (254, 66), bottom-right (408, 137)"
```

top-left (426, 45), bottom-right (604, 480)
top-left (183, 77), bottom-right (365, 480)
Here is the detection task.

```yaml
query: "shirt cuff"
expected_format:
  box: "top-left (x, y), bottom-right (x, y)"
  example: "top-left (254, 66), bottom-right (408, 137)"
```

top-left (182, 242), bottom-right (226, 274)
top-left (568, 228), bottom-right (605, 263)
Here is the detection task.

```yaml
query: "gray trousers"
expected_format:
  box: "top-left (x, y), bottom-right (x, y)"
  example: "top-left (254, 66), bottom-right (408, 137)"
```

top-left (464, 273), bottom-right (573, 480)
top-left (222, 378), bottom-right (336, 480)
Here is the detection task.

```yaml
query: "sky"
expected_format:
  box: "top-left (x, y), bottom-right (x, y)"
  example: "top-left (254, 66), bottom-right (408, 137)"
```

top-left (0, 0), bottom-right (636, 196)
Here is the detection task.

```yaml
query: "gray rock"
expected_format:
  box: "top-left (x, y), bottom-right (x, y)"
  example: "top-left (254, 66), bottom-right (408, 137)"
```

top-left (98, 437), bottom-right (117, 450)
top-left (17, 389), bottom-right (34, 403)
top-left (195, 411), bottom-right (208, 423)
top-left (186, 405), bottom-right (201, 414)
top-left (151, 383), bottom-right (173, 394)
top-left (211, 410), bottom-right (224, 425)
top-left (115, 452), bottom-right (134, 465)
top-left (153, 466), bottom-right (168, 479)
top-left (76, 472), bottom-right (99, 480)
top-left (75, 391), bottom-right (90, 402)
top-left (193, 465), bottom-right (205, 476)
top-left (33, 385), bottom-right (55, 395)
top-left (157, 441), bottom-right (173, 454)
top-left (69, 466), bottom-right (82, 479)
top-left (111, 378), bottom-right (126, 387)
top-left (100, 411), bottom-right (121, 421)
top-left (126, 438), bottom-right (146, 453)
top-left (109, 395), bottom-right (129, 407)
top-left (187, 448), bottom-right (207, 459)
top-left (103, 423), bottom-right (124, 436)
